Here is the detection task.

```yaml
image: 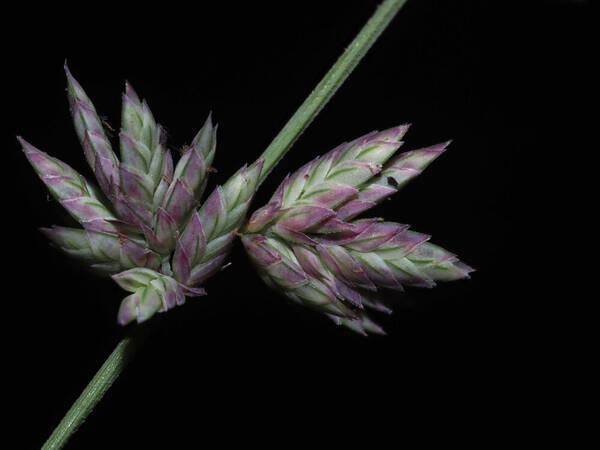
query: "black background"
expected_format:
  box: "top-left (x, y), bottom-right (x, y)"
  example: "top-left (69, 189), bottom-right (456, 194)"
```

top-left (3, 0), bottom-right (587, 447)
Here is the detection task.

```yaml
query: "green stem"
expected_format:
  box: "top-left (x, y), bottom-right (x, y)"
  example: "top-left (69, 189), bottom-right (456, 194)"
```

top-left (41, 333), bottom-right (145, 450)
top-left (41, 2), bottom-right (407, 448)
top-left (258, 0), bottom-right (408, 185)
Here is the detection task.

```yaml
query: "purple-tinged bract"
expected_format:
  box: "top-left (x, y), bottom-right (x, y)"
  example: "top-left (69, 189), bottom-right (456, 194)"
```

top-left (20, 64), bottom-right (261, 325)
top-left (242, 125), bottom-right (473, 335)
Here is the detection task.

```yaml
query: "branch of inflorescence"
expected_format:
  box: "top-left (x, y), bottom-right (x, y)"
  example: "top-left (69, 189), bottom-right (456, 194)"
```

top-left (40, 1), bottom-right (409, 448)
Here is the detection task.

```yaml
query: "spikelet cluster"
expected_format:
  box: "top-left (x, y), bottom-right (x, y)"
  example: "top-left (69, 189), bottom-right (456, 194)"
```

top-left (242, 125), bottom-right (473, 335)
top-left (20, 65), bottom-right (263, 324)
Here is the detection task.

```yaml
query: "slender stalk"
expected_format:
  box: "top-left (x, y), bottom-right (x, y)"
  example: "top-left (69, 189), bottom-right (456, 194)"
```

top-left (258, 0), bottom-right (408, 184)
top-left (41, 1), bottom-right (407, 448)
top-left (41, 333), bottom-right (145, 450)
